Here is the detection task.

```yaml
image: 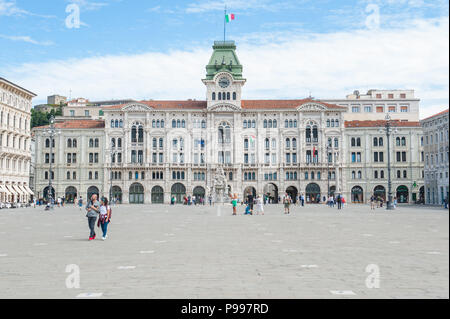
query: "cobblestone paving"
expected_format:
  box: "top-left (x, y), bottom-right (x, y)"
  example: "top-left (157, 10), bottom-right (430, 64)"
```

top-left (0, 203), bottom-right (448, 299)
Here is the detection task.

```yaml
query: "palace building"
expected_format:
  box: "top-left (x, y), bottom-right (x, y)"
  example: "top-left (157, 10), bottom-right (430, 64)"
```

top-left (32, 41), bottom-right (425, 205)
top-left (0, 77), bottom-right (36, 203)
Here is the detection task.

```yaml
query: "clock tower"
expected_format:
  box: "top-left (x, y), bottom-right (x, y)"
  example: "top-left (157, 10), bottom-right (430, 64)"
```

top-left (202, 41), bottom-right (246, 111)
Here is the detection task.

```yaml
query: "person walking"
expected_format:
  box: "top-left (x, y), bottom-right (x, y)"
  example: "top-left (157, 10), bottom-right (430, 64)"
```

top-left (255, 195), bottom-right (264, 215)
top-left (231, 193), bottom-right (238, 216)
top-left (78, 196), bottom-right (83, 211)
top-left (283, 194), bottom-right (291, 214)
top-left (85, 194), bottom-right (100, 241)
top-left (370, 194), bottom-right (376, 210)
top-left (393, 196), bottom-right (398, 209)
top-left (336, 194), bottom-right (342, 210)
top-left (98, 197), bottom-right (112, 240)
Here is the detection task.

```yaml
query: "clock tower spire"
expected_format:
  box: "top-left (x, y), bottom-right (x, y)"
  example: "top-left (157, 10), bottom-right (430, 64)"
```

top-left (202, 40), bottom-right (246, 111)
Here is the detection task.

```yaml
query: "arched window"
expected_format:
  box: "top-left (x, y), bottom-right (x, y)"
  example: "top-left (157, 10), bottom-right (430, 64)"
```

top-left (265, 138), bottom-right (270, 150)
top-left (201, 120), bottom-right (206, 129)
top-left (73, 139), bottom-right (77, 148)
top-left (396, 137), bottom-right (401, 146)
top-left (115, 120), bottom-right (119, 128)
top-left (111, 138), bottom-right (116, 148)
top-left (356, 137), bottom-right (361, 147)
top-left (244, 138), bottom-right (249, 149)
top-left (176, 120), bottom-right (181, 128)
top-left (373, 137), bottom-right (378, 147)
top-left (374, 171), bottom-right (378, 179)
top-left (156, 120), bottom-right (160, 128)
top-left (243, 120), bottom-right (247, 129)
top-left (335, 119), bottom-right (339, 127)
top-left (227, 92), bottom-right (230, 100)
top-left (212, 92), bottom-right (216, 100)
top-left (285, 120), bottom-right (289, 128)
top-left (401, 137), bottom-right (406, 146)
top-left (268, 120), bottom-right (273, 128)
top-left (285, 138), bottom-right (290, 149)
top-left (327, 119), bottom-right (330, 127)
top-left (45, 138), bottom-right (50, 148)
top-left (358, 171), bottom-right (362, 179)
top-left (328, 137), bottom-right (332, 147)
top-left (117, 138), bottom-right (122, 148)
top-left (306, 126), bottom-right (311, 142)
top-left (352, 171), bottom-right (356, 179)
top-left (218, 92), bottom-right (222, 100)
top-left (312, 125), bottom-right (318, 141)
top-left (294, 120), bottom-right (297, 128)
top-left (94, 138), bottom-right (99, 147)
top-left (218, 122), bottom-right (231, 144)
top-left (111, 120), bottom-right (114, 128)
top-left (172, 120), bottom-right (176, 128)
top-left (131, 125), bottom-right (137, 142)
top-left (271, 138), bottom-right (276, 149)
top-left (334, 138), bottom-right (339, 148)
top-left (379, 137), bottom-right (383, 146)
top-left (233, 92), bottom-right (236, 100)
top-left (119, 120), bottom-right (123, 128)
top-left (251, 120), bottom-right (256, 128)
top-left (273, 120), bottom-right (277, 128)
top-left (161, 120), bottom-right (165, 128)
top-left (67, 139), bottom-right (72, 148)
top-left (152, 120), bottom-right (156, 128)
top-left (263, 120), bottom-right (267, 128)
top-left (89, 138), bottom-right (94, 148)
top-left (351, 138), bottom-right (356, 147)
top-left (292, 138), bottom-right (297, 149)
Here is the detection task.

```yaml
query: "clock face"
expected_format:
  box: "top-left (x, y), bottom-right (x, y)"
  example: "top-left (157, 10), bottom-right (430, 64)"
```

top-left (218, 77), bottom-right (230, 88)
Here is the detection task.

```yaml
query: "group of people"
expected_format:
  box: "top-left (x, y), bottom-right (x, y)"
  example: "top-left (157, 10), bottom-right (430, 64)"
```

top-left (325, 194), bottom-right (346, 210)
top-left (85, 194), bottom-right (112, 241)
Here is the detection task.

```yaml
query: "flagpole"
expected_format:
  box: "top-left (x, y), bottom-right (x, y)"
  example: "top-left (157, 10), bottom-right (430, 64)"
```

top-left (224, 6), bottom-right (227, 42)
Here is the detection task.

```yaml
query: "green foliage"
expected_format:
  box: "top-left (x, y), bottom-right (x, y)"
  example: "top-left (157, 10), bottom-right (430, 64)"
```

top-left (30, 106), bottom-right (63, 129)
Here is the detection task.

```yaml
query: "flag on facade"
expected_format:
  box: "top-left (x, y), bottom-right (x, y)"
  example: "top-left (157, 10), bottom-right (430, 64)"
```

top-left (225, 13), bottom-right (235, 23)
top-left (249, 135), bottom-right (256, 143)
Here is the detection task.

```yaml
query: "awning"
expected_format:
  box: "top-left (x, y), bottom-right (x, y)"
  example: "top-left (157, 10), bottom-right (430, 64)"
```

top-left (5, 185), bottom-right (17, 196)
top-left (12, 185), bottom-right (25, 196)
top-left (0, 185), bottom-right (11, 195)
top-left (18, 185), bottom-right (30, 197)
top-left (24, 185), bottom-right (34, 196)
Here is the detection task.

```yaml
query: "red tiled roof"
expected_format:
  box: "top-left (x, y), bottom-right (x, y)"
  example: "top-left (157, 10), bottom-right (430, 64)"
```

top-left (345, 120), bottom-right (421, 128)
top-left (241, 99), bottom-right (346, 110)
top-left (421, 109), bottom-right (449, 121)
top-left (34, 120), bottom-right (105, 130)
top-left (102, 99), bottom-right (346, 110)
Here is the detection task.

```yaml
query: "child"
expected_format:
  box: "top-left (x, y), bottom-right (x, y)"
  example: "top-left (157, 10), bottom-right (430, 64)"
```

top-left (244, 203), bottom-right (253, 215)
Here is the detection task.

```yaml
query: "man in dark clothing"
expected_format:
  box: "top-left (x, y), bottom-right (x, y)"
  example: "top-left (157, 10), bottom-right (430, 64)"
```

top-left (336, 194), bottom-right (342, 210)
top-left (86, 194), bottom-right (100, 240)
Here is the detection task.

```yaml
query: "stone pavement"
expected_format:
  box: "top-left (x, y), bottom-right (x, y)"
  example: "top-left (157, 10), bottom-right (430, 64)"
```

top-left (0, 203), bottom-right (448, 299)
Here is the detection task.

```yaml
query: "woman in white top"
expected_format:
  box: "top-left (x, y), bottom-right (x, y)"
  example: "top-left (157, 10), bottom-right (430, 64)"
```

top-left (255, 195), bottom-right (264, 215)
top-left (98, 197), bottom-right (112, 240)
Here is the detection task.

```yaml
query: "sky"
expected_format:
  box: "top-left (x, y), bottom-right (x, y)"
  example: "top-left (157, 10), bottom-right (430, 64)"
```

top-left (0, 0), bottom-right (448, 119)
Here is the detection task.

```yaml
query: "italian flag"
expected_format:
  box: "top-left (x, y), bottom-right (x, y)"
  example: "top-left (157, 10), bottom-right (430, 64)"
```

top-left (225, 13), bottom-right (235, 23)
top-left (249, 135), bottom-right (256, 143)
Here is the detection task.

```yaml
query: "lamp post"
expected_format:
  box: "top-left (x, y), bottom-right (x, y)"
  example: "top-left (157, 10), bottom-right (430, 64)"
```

top-left (379, 114), bottom-right (397, 210)
top-left (45, 115), bottom-right (60, 205)
top-left (109, 149), bottom-right (118, 203)
top-left (326, 145), bottom-right (331, 197)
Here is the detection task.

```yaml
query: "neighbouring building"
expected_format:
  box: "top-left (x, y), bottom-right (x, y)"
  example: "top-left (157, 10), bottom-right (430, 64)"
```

top-left (32, 40), bottom-right (424, 205)
top-left (421, 109), bottom-right (449, 205)
top-left (0, 77), bottom-right (36, 203)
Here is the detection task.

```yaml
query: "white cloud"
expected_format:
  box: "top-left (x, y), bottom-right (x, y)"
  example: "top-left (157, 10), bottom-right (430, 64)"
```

top-left (0, 0), bottom-right (29, 16)
top-left (4, 17), bottom-right (448, 119)
top-left (185, 0), bottom-right (289, 13)
top-left (0, 34), bottom-right (53, 45)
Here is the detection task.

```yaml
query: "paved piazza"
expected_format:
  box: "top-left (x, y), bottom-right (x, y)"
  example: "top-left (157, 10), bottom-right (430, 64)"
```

top-left (0, 204), bottom-right (448, 299)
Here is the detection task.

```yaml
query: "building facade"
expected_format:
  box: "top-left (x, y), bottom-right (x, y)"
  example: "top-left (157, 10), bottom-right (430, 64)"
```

top-left (421, 109), bottom-right (449, 205)
top-left (0, 77), bottom-right (36, 203)
top-left (32, 41), bottom-right (425, 205)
